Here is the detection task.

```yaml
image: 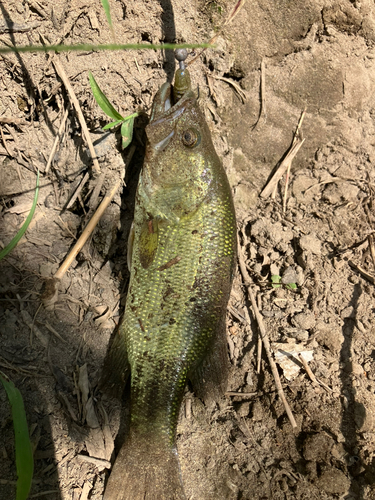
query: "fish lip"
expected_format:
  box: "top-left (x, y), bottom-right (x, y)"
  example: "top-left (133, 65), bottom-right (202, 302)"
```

top-left (151, 105), bottom-right (185, 127)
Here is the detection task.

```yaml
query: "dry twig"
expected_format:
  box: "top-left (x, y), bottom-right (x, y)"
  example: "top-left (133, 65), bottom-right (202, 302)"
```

top-left (88, 171), bottom-right (106, 212)
top-left (205, 71), bottom-right (218, 106)
top-left (260, 110), bottom-right (306, 200)
top-left (52, 58), bottom-right (100, 174)
top-left (256, 293), bottom-right (263, 374)
top-left (0, 355), bottom-right (41, 376)
top-left (212, 75), bottom-right (246, 103)
top-left (282, 161), bottom-right (292, 213)
top-left (304, 176), bottom-right (357, 195)
top-left (348, 260), bottom-right (375, 285)
top-left (77, 455), bottom-right (111, 469)
top-left (237, 236), bottom-right (297, 428)
top-left (368, 234), bottom-right (375, 271)
top-left (228, 305), bottom-right (246, 323)
top-left (0, 126), bottom-right (14, 157)
top-left (226, 391), bottom-right (257, 397)
top-left (134, 57), bottom-right (141, 73)
top-left (45, 106), bottom-right (70, 174)
top-left (54, 179), bottom-right (122, 280)
top-left (257, 334), bottom-right (262, 375)
top-left (0, 116), bottom-right (27, 126)
top-left (56, 216), bottom-right (77, 239)
top-left (252, 58), bottom-right (266, 130)
top-left (29, 490), bottom-right (60, 498)
top-left (43, 321), bottom-right (68, 343)
top-left (298, 353), bottom-right (332, 393)
top-left (66, 172), bottom-right (90, 209)
top-left (24, 0), bottom-right (48, 19)
top-left (281, 109), bottom-right (306, 209)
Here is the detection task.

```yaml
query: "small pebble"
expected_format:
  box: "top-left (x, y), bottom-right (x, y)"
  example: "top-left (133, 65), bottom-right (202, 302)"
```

top-left (343, 361), bottom-right (364, 376)
top-left (253, 263), bottom-right (262, 274)
top-left (340, 306), bottom-right (355, 319)
top-left (281, 266), bottom-right (299, 285)
top-left (299, 234), bottom-right (321, 255)
top-left (315, 468), bottom-right (350, 495)
top-left (292, 311), bottom-right (316, 330)
top-left (303, 433), bottom-right (334, 461)
top-left (270, 263), bottom-right (280, 276)
top-left (236, 402), bottom-right (250, 418)
top-left (283, 328), bottom-right (309, 342)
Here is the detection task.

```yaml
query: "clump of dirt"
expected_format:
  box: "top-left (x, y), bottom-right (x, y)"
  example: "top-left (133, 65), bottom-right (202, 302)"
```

top-left (1, 1), bottom-right (375, 499)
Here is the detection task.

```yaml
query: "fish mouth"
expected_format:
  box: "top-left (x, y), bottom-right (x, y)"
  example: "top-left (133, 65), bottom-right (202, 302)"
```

top-left (147, 83), bottom-right (194, 151)
top-left (150, 82), bottom-right (196, 123)
top-left (149, 82), bottom-right (173, 123)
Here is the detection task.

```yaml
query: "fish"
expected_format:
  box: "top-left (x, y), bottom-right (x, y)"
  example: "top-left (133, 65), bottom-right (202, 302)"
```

top-left (102, 60), bottom-right (237, 500)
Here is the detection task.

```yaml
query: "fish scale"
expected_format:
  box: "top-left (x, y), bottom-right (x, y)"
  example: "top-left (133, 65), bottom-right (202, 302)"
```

top-left (103, 53), bottom-right (236, 500)
top-left (128, 190), bottom-right (234, 429)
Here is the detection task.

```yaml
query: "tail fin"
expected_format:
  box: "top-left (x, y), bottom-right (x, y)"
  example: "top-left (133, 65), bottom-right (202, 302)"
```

top-left (103, 433), bottom-right (186, 500)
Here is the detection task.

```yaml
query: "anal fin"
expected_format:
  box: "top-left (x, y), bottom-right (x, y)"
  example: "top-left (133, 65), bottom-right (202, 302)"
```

top-left (189, 321), bottom-right (229, 405)
top-left (100, 324), bottom-right (130, 399)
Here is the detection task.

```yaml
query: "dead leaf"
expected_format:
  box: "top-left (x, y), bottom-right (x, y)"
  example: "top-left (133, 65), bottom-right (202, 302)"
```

top-left (273, 342), bottom-right (314, 381)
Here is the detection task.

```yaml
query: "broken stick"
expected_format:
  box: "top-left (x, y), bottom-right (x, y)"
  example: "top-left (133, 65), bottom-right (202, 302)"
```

top-left (260, 110), bottom-right (306, 199)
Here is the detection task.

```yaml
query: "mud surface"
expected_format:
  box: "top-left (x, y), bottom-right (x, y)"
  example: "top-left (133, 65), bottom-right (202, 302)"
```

top-left (1, 1), bottom-right (375, 499)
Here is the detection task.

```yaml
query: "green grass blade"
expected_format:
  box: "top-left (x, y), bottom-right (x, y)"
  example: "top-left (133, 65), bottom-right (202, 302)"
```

top-left (103, 119), bottom-right (123, 130)
top-left (101, 0), bottom-right (113, 28)
top-left (101, 0), bottom-right (116, 42)
top-left (0, 170), bottom-right (39, 262)
top-left (0, 372), bottom-right (34, 500)
top-left (122, 112), bottom-right (139, 122)
top-left (121, 117), bottom-right (135, 149)
top-left (89, 72), bottom-right (124, 121)
top-left (0, 42), bottom-right (211, 55)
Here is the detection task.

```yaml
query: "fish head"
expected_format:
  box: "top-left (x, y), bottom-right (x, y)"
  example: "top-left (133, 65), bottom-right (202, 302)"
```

top-left (139, 82), bottom-right (220, 221)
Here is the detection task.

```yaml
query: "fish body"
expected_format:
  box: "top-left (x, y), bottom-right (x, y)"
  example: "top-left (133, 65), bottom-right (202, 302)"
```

top-left (103, 72), bottom-right (236, 500)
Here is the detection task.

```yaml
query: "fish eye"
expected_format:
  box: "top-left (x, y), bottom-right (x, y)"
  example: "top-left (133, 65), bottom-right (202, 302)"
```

top-left (182, 128), bottom-right (200, 148)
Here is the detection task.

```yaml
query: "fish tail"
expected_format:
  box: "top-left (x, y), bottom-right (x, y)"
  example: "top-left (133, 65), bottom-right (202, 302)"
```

top-left (103, 432), bottom-right (186, 500)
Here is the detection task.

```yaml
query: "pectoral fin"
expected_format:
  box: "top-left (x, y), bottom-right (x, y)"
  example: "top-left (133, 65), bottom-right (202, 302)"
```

top-left (138, 218), bottom-right (159, 269)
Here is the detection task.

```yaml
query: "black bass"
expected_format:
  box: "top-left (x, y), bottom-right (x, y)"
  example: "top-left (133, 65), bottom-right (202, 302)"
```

top-left (103, 54), bottom-right (236, 500)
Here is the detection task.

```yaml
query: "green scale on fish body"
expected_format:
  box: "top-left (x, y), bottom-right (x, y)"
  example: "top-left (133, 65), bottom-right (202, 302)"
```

top-left (102, 49), bottom-right (237, 500)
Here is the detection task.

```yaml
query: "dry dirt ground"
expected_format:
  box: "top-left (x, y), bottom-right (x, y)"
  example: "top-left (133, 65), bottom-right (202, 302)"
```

top-left (1, 0), bottom-right (375, 499)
